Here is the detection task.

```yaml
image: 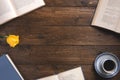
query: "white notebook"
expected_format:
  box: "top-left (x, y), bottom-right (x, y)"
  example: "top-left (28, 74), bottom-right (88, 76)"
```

top-left (0, 0), bottom-right (45, 25)
top-left (37, 67), bottom-right (85, 80)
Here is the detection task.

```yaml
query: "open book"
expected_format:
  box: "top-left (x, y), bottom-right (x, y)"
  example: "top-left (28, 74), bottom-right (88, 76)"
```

top-left (0, 0), bottom-right (45, 25)
top-left (92, 0), bottom-right (120, 33)
top-left (37, 67), bottom-right (85, 80)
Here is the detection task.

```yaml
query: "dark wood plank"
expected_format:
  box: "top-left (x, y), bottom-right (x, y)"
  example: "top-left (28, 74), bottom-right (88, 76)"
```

top-left (44, 0), bottom-right (98, 7)
top-left (17, 65), bottom-right (120, 80)
top-left (0, 25), bottom-right (120, 45)
top-left (0, 45), bottom-right (119, 65)
top-left (1, 7), bottom-right (94, 26)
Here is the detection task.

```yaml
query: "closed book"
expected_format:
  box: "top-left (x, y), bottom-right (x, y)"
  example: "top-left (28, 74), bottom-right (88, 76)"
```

top-left (0, 54), bottom-right (24, 80)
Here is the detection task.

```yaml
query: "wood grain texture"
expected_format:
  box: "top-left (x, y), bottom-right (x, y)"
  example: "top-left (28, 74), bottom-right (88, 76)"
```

top-left (3, 7), bottom-right (94, 26)
top-left (0, 26), bottom-right (120, 45)
top-left (44, 0), bottom-right (97, 7)
top-left (0, 0), bottom-right (120, 80)
top-left (17, 65), bottom-right (120, 80)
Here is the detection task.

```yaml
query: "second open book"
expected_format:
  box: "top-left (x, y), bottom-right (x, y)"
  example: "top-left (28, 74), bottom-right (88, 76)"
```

top-left (37, 67), bottom-right (85, 80)
top-left (92, 0), bottom-right (120, 33)
top-left (0, 0), bottom-right (45, 25)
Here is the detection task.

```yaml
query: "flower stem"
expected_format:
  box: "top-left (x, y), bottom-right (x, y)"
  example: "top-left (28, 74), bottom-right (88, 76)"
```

top-left (0, 36), bottom-right (5, 38)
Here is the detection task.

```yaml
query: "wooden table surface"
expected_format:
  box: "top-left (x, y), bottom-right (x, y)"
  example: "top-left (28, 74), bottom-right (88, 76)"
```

top-left (0, 0), bottom-right (120, 80)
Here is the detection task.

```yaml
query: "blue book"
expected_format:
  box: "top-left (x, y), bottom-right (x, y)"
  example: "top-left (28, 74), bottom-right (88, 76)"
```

top-left (0, 54), bottom-right (24, 80)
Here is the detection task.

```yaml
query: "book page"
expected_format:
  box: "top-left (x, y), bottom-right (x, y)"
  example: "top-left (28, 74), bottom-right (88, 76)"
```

top-left (10, 0), bottom-right (45, 16)
top-left (58, 67), bottom-right (85, 80)
top-left (0, 0), bottom-right (16, 25)
top-left (37, 75), bottom-right (59, 80)
top-left (92, 0), bottom-right (120, 32)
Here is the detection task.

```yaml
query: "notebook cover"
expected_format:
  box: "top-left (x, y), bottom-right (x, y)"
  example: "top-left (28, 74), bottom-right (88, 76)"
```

top-left (0, 54), bottom-right (24, 80)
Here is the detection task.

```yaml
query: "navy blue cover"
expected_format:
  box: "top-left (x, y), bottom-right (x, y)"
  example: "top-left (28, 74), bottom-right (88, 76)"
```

top-left (0, 54), bottom-right (23, 80)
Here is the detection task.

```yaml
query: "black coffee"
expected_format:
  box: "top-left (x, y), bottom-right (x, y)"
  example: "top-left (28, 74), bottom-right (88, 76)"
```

top-left (103, 60), bottom-right (115, 71)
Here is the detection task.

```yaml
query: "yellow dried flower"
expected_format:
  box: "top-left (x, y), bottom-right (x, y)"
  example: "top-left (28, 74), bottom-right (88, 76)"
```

top-left (6, 35), bottom-right (19, 47)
